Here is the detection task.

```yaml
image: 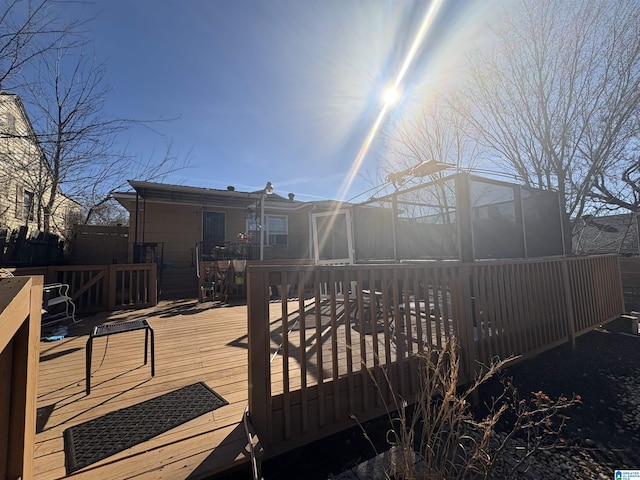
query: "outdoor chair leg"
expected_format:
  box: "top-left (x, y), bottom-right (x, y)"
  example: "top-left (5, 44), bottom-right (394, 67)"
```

top-left (85, 336), bottom-right (93, 396)
top-left (149, 326), bottom-right (155, 377)
top-left (144, 328), bottom-right (148, 365)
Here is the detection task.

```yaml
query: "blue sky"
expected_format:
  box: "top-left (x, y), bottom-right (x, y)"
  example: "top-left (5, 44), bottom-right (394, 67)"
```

top-left (69, 0), bottom-right (495, 201)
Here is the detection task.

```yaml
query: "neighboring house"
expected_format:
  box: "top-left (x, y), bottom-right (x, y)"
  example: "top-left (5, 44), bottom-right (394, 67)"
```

top-left (112, 181), bottom-right (347, 267)
top-left (0, 92), bottom-right (80, 240)
top-left (573, 213), bottom-right (640, 256)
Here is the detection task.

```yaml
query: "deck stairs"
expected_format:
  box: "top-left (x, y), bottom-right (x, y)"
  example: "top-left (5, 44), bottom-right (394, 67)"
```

top-left (159, 266), bottom-right (198, 299)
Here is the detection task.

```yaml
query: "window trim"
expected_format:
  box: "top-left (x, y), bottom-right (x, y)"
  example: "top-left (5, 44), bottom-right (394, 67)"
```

top-left (246, 213), bottom-right (289, 247)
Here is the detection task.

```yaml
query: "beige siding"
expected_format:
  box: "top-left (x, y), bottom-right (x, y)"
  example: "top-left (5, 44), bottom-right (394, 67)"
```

top-left (132, 202), bottom-right (201, 266)
top-left (224, 208), bottom-right (247, 241)
top-left (124, 200), bottom-right (258, 267)
top-left (121, 199), bottom-right (315, 264)
top-left (0, 94), bottom-right (78, 239)
top-left (262, 208), bottom-right (311, 260)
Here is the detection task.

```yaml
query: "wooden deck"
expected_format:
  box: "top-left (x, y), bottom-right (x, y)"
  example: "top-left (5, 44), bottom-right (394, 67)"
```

top-left (34, 299), bottom-right (292, 480)
top-left (27, 255), bottom-right (626, 478)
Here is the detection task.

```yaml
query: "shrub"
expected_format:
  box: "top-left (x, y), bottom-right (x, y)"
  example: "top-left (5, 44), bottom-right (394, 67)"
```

top-left (378, 338), bottom-right (580, 479)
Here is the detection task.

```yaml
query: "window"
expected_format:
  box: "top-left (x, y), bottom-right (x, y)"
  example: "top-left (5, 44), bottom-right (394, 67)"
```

top-left (266, 215), bottom-right (288, 245)
top-left (15, 184), bottom-right (23, 219)
top-left (23, 190), bottom-right (34, 221)
top-left (246, 214), bottom-right (288, 246)
top-left (1, 113), bottom-right (16, 135)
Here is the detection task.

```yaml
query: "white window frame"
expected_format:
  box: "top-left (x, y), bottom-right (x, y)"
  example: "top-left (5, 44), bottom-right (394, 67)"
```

top-left (1, 113), bottom-right (16, 135)
top-left (312, 209), bottom-right (354, 265)
top-left (247, 214), bottom-right (288, 246)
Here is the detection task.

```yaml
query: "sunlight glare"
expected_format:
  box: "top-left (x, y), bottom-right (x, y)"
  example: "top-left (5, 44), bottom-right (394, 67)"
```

top-left (383, 86), bottom-right (400, 106)
top-left (337, 0), bottom-right (446, 200)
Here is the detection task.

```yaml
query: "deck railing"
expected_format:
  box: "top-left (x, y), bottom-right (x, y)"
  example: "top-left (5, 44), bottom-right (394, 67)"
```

top-left (247, 254), bottom-right (624, 458)
top-left (6, 263), bottom-right (158, 312)
top-left (0, 275), bottom-right (42, 479)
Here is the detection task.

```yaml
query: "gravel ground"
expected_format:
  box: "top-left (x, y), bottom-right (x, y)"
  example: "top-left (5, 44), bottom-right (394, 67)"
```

top-left (216, 327), bottom-right (640, 479)
top-left (483, 327), bottom-right (640, 479)
top-left (334, 327), bottom-right (640, 480)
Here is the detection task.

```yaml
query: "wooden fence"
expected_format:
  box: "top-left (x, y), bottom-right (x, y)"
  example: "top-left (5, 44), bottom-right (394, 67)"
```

top-left (5, 263), bottom-right (157, 312)
top-left (247, 254), bottom-right (624, 459)
top-left (71, 224), bottom-right (129, 265)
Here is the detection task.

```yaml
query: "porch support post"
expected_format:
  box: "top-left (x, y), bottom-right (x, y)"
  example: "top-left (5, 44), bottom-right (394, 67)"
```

top-left (514, 184), bottom-right (527, 258)
top-left (455, 172), bottom-right (474, 262)
top-left (259, 193), bottom-right (265, 261)
top-left (392, 192), bottom-right (398, 262)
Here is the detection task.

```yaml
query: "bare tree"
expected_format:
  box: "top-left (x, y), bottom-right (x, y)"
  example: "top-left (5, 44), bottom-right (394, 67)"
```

top-left (0, 0), bottom-right (83, 232)
top-left (22, 43), bottom-right (189, 231)
top-left (0, 0), bottom-right (80, 89)
top-left (380, 98), bottom-right (486, 195)
top-left (591, 154), bottom-right (640, 213)
top-left (464, 0), bottom-right (640, 227)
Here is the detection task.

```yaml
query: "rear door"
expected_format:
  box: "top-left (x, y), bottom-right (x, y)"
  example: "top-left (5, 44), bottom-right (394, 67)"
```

top-left (312, 209), bottom-right (354, 265)
top-left (203, 211), bottom-right (225, 253)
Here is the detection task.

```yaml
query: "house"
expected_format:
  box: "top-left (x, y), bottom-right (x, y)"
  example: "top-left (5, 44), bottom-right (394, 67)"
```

top-left (112, 180), bottom-right (347, 267)
top-left (0, 92), bottom-right (80, 240)
top-left (574, 213), bottom-right (640, 255)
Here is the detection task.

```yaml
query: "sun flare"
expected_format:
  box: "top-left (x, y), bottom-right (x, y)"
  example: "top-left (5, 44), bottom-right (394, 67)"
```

top-left (337, 0), bottom-right (446, 202)
top-left (383, 86), bottom-right (400, 106)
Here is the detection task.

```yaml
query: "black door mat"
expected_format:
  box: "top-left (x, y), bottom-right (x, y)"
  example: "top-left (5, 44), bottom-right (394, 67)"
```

top-left (63, 382), bottom-right (228, 474)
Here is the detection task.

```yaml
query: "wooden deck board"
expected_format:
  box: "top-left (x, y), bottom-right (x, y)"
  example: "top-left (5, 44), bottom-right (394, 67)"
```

top-left (33, 297), bottom-right (467, 479)
top-left (33, 299), bottom-right (285, 480)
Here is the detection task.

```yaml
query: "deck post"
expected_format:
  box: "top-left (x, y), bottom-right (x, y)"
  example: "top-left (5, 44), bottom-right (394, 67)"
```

top-left (247, 266), bottom-right (272, 445)
top-left (1, 276), bottom-right (42, 480)
top-left (561, 258), bottom-right (577, 349)
top-left (456, 265), bottom-right (478, 383)
top-left (108, 264), bottom-right (117, 310)
top-left (149, 263), bottom-right (158, 306)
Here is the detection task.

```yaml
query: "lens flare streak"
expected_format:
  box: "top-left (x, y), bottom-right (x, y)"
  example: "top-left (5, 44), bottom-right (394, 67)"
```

top-left (338, 0), bottom-right (446, 200)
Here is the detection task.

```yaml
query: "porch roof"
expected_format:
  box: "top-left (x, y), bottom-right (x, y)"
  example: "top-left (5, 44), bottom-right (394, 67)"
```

top-left (122, 180), bottom-right (261, 208)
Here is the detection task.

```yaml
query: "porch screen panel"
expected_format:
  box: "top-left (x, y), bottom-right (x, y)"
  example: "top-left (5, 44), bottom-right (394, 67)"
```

top-left (315, 213), bottom-right (349, 261)
top-left (394, 178), bottom-right (458, 260)
top-left (470, 179), bottom-right (525, 259)
top-left (521, 187), bottom-right (564, 257)
top-left (352, 205), bottom-right (394, 262)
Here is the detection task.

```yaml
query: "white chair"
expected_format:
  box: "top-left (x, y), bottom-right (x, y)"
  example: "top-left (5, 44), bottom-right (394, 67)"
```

top-left (42, 283), bottom-right (77, 326)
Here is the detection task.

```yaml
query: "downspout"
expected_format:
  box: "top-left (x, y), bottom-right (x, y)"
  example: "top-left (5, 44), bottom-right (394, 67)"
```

top-left (143, 195), bottom-right (147, 244)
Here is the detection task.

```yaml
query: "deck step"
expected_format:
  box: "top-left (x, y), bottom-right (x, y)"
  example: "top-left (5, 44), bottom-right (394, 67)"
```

top-left (160, 267), bottom-right (198, 299)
